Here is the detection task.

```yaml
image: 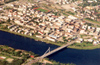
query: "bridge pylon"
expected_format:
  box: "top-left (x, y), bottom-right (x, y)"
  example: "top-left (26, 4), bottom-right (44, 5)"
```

top-left (43, 47), bottom-right (51, 55)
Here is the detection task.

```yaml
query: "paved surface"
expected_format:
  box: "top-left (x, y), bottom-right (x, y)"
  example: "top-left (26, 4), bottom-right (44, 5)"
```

top-left (41, 40), bottom-right (77, 58)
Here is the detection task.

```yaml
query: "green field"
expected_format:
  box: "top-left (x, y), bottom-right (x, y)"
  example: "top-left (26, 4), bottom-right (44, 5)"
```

top-left (67, 11), bottom-right (75, 15)
top-left (36, 8), bottom-right (48, 12)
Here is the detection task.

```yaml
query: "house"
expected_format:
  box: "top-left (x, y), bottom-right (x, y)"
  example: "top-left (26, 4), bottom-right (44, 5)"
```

top-left (68, 15), bottom-right (77, 20)
top-left (30, 55), bottom-right (34, 58)
top-left (39, 22), bottom-right (45, 26)
top-left (8, 25), bottom-right (15, 29)
top-left (0, 56), bottom-right (6, 60)
top-left (44, 29), bottom-right (49, 34)
top-left (80, 30), bottom-right (85, 34)
top-left (93, 40), bottom-right (99, 45)
top-left (36, 35), bottom-right (43, 38)
top-left (38, 31), bottom-right (44, 35)
top-left (72, 7), bottom-right (77, 11)
top-left (82, 25), bottom-right (87, 30)
top-left (55, 22), bottom-right (62, 26)
top-left (46, 37), bottom-right (56, 42)
top-left (0, 16), bottom-right (9, 20)
top-left (18, 12), bottom-right (23, 15)
top-left (76, 39), bottom-right (83, 43)
top-left (49, 35), bottom-right (58, 39)
top-left (48, 17), bottom-right (54, 21)
top-left (18, 30), bottom-right (22, 33)
top-left (14, 20), bottom-right (24, 26)
top-left (89, 32), bottom-right (94, 35)
top-left (88, 39), bottom-right (93, 42)
top-left (88, 0), bottom-right (93, 3)
top-left (84, 39), bottom-right (93, 42)
top-left (14, 29), bottom-right (19, 32)
top-left (88, 26), bottom-right (92, 29)
top-left (68, 25), bottom-right (74, 29)
top-left (18, 7), bottom-right (24, 11)
top-left (6, 58), bottom-right (14, 63)
top-left (24, 31), bottom-right (29, 35)
top-left (65, 18), bottom-right (71, 23)
top-left (96, 28), bottom-right (100, 32)
top-left (85, 6), bottom-right (94, 10)
top-left (66, 28), bottom-right (72, 33)
top-left (58, 16), bottom-right (65, 19)
top-left (64, 32), bottom-right (71, 37)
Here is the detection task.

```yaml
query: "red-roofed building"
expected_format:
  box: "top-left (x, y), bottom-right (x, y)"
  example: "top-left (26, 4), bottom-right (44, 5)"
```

top-left (33, 7), bottom-right (39, 10)
top-left (38, 31), bottom-right (44, 35)
top-left (0, 58), bottom-right (3, 59)
top-left (30, 55), bottom-right (34, 58)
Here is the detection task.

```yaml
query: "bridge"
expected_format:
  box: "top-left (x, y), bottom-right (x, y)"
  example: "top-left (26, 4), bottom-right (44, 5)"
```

top-left (41, 40), bottom-right (76, 58)
top-left (25, 39), bottom-right (78, 65)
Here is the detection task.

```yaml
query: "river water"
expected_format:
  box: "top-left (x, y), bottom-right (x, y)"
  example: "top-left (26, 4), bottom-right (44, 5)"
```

top-left (0, 31), bottom-right (100, 65)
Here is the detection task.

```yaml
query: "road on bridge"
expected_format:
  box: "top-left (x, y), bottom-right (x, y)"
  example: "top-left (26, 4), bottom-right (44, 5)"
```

top-left (41, 40), bottom-right (77, 58)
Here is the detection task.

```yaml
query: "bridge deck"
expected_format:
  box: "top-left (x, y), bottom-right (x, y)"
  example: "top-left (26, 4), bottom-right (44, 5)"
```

top-left (41, 40), bottom-right (76, 58)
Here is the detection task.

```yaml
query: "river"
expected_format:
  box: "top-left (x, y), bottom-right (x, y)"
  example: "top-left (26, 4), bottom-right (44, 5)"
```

top-left (0, 30), bottom-right (100, 65)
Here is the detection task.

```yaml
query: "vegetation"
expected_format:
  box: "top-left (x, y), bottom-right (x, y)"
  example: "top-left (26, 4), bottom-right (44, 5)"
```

top-left (0, 45), bottom-right (39, 65)
top-left (36, 8), bottom-right (48, 12)
top-left (71, 42), bottom-right (93, 47)
top-left (5, 0), bottom-right (19, 3)
top-left (0, 45), bottom-right (36, 58)
top-left (84, 22), bottom-right (94, 26)
top-left (0, 10), bottom-right (4, 13)
top-left (4, 7), bottom-right (12, 10)
top-left (85, 18), bottom-right (100, 24)
top-left (32, 17), bottom-right (39, 25)
top-left (54, 12), bottom-right (61, 16)
top-left (78, 0), bottom-right (100, 7)
top-left (67, 11), bottom-right (75, 15)
top-left (63, 13), bottom-right (69, 16)
top-left (0, 59), bottom-right (24, 65)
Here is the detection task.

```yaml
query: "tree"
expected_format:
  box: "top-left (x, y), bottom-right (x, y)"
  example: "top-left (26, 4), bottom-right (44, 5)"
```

top-left (7, 18), bottom-right (10, 23)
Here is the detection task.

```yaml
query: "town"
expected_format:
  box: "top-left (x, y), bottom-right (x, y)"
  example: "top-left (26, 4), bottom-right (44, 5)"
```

top-left (0, 0), bottom-right (100, 65)
top-left (0, 0), bottom-right (100, 46)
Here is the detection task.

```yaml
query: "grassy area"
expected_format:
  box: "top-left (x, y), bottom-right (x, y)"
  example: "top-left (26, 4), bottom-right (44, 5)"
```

top-left (74, 42), bottom-right (93, 47)
top-left (68, 44), bottom-right (100, 50)
top-left (36, 8), bottom-right (48, 12)
top-left (80, 34), bottom-right (93, 38)
top-left (85, 18), bottom-right (100, 24)
top-left (0, 53), bottom-right (15, 60)
top-left (97, 25), bottom-right (100, 27)
top-left (84, 22), bottom-right (94, 27)
top-left (68, 41), bottom-right (100, 50)
top-left (67, 11), bottom-right (75, 15)
top-left (63, 13), bottom-right (69, 16)
top-left (80, 34), bottom-right (87, 38)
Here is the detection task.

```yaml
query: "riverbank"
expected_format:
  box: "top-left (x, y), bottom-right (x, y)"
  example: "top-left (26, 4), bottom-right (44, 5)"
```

top-left (0, 45), bottom-right (37, 65)
top-left (0, 45), bottom-right (75, 65)
top-left (0, 28), bottom-right (100, 50)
